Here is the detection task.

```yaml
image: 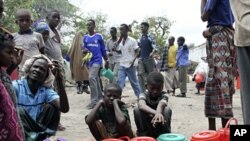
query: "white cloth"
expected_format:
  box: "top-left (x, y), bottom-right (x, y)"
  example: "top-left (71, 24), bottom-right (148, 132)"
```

top-left (193, 61), bottom-right (209, 78)
top-left (118, 36), bottom-right (139, 68)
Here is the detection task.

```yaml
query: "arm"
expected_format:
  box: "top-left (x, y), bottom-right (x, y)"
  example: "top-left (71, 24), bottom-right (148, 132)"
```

top-left (138, 99), bottom-right (157, 115)
top-left (149, 34), bottom-right (158, 57)
top-left (201, 0), bottom-right (218, 22)
top-left (85, 100), bottom-right (103, 124)
top-left (51, 61), bottom-right (69, 113)
top-left (151, 99), bottom-right (168, 127)
top-left (100, 35), bottom-right (109, 68)
top-left (113, 99), bottom-right (133, 137)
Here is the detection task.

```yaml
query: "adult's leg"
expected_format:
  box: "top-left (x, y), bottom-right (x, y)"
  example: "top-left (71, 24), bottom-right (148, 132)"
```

top-left (238, 47), bottom-right (250, 124)
top-left (177, 66), bottom-right (187, 97)
top-left (208, 118), bottom-right (216, 130)
top-left (118, 66), bottom-right (127, 90)
top-left (127, 66), bottom-right (142, 97)
top-left (88, 64), bottom-right (102, 108)
top-left (137, 60), bottom-right (147, 92)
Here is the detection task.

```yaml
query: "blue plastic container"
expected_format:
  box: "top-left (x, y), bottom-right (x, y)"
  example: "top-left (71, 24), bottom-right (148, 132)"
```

top-left (157, 133), bottom-right (187, 141)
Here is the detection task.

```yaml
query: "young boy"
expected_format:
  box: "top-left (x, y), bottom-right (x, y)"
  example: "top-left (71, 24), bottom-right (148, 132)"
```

top-left (85, 83), bottom-right (133, 140)
top-left (33, 19), bottom-right (50, 42)
top-left (134, 72), bottom-right (172, 138)
top-left (13, 9), bottom-right (44, 77)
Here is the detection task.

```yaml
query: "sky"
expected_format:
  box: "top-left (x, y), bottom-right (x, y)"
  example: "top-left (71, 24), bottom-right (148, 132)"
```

top-left (69, 0), bottom-right (207, 46)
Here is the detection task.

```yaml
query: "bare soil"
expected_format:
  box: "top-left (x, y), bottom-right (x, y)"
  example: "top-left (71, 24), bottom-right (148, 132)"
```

top-left (51, 79), bottom-right (243, 141)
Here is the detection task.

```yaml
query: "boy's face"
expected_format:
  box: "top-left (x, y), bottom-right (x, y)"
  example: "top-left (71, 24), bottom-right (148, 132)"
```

top-left (47, 12), bottom-right (60, 28)
top-left (103, 87), bottom-right (121, 108)
top-left (41, 30), bottom-right (50, 42)
top-left (119, 25), bottom-right (128, 37)
top-left (0, 44), bottom-right (15, 67)
top-left (147, 82), bottom-right (163, 100)
top-left (16, 14), bottom-right (32, 32)
top-left (86, 21), bottom-right (95, 32)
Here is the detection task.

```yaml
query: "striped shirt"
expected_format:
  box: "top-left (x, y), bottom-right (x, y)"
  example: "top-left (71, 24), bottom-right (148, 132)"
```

top-left (13, 79), bottom-right (59, 121)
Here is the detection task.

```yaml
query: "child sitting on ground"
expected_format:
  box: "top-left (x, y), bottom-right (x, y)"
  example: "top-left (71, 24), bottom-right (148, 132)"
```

top-left (134, 72), bottom-right (172, 138)
top-left (85, 83), bottom-right (133, 140)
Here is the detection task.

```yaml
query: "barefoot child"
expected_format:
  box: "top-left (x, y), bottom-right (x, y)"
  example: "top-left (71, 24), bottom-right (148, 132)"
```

top-left (85, 83), bottom-right (133, 140)
top-left (134, 72), bottom-right (172, 138)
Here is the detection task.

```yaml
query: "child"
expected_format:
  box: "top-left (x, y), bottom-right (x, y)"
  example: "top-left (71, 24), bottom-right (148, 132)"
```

top-left (13, 9), bottom-right (44, 77)
top-left (33, 19), bottom-right (50, 42)
top-left (0, 26), bottom-right (24, 140)
top-left (192, 57), bottom-right (208, 94)
top-left (85, 83), bottom-right (133, 140)
top-left (134, 72), bottom-right (172, 138)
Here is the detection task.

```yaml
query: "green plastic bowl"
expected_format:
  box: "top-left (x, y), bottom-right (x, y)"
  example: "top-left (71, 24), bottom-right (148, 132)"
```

top-left (157, 133), bottom-right (187, 141)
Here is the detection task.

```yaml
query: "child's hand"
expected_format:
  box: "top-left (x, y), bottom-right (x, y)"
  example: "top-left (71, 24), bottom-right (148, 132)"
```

top-left (151, 113), bottom-right (165, 128)
top-left (12, 47), bottom-right (24, 66)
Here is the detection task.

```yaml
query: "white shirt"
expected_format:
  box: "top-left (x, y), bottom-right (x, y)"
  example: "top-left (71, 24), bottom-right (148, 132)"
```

top-left (118, 36), bottom-right (139, 68)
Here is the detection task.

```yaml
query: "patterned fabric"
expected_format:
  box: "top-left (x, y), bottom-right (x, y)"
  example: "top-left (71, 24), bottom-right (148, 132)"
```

top-left (22, 54), bottom-right (55, 87)
top-left (205, 25), bottom-right (238, 118)
top-left (13, 79), bottom-right (59, 121)
top-left (160, 46), bottom-right (168, 71)
top-left (0, 81), bottom-right (23, 141)
top-left (0, 68), bottom-right (17, 104)
top-left (33, 19), bottom-right (49, 33)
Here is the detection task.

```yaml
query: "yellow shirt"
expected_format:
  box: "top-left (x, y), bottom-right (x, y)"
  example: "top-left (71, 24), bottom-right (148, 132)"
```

top-left (167, 45), bottom-right (177, 68)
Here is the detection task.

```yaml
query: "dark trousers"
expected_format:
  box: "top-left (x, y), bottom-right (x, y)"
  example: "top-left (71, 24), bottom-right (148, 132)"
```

top-left (133, 106), bottom-right (172, 138)
top-left (19, 104), bottom-right (60, 141)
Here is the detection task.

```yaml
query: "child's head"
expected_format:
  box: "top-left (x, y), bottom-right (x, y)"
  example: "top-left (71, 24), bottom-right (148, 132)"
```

top-left (46, 10), bottom-right (60, 28)
top-left (103, 83), bottom-right (122, 108)
top-left (146, 72), bottom-right (164, 100)
top-left (0, 29), bottom-right (15, 67)
top-left (33, 20), bottom-right (50, 42)
top-left (177, 36), bottom-right (185, 46)
top-left (15, 9), bottom-right (33, 32)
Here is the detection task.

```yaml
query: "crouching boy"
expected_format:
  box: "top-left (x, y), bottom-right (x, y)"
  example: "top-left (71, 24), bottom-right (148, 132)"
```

top-left (85, 83), bottom-right (133, 140)
top-left (134, 72), bottom-right (172, 138)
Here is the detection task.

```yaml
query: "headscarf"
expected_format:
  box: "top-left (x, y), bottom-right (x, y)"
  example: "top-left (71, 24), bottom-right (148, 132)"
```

top-left (22, 54), bottom-right (55, 87)
top-left (33, 19), bottom-right (49, 33)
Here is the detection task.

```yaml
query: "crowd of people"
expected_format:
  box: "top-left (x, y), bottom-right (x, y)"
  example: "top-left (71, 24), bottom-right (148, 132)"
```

top-left (1, 0), bottom-right (250, 140)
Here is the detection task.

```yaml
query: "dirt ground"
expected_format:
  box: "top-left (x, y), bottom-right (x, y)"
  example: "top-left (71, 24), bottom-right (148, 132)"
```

top-left (51, 78), bottom-right (243, 141)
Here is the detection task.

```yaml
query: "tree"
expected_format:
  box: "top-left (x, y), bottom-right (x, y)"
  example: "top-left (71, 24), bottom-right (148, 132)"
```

top-left (129, 15), bottom-right (173, 50)
top-left (2, 0), bottom-right (78, 33)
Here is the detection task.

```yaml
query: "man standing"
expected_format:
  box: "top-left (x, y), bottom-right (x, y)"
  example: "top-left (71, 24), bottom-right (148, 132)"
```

top-left (230, 0), bottom-right (250, 124)
top-left (201, 0), bottom-right (237, 130)
top-left (175, 37), bottom-right (189, 98)
top-left (137, 22), bottom-right (157, 92)
top-left (106, 27), bottom-right (121, 83)
top-left (116, 24), bottom-right (141, 97)
top-left (45, 9), bottom-right (66, 131)
top-left (161, 36), bottom-right (178, 96)
top-left (83, 19), bottom-right (109, 109)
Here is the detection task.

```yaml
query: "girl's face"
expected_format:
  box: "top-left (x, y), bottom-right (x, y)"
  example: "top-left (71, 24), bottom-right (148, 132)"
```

top-left (0, 44), bottom-right (15, 67)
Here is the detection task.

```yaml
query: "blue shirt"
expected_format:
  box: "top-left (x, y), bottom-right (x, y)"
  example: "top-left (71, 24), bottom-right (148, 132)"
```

top-left (83, 33), bottom-right (107, 67)
top-left (176, 45), bottom-right (189, 67)
top-left (204, 0), bottom-right (234, 27)
top-left (139, 33), bottom-right (157, 59)
top-left (13, 79), bottom-right (59, 121)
